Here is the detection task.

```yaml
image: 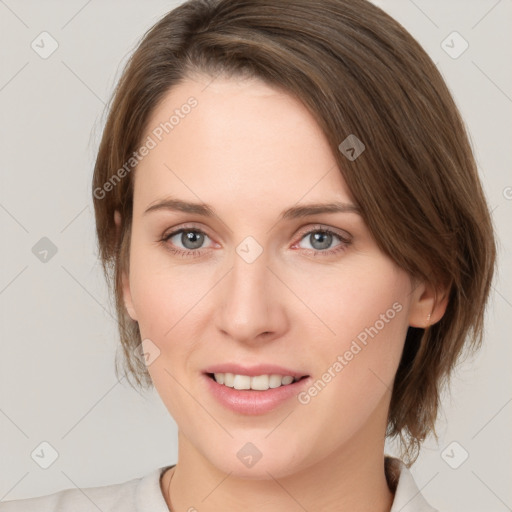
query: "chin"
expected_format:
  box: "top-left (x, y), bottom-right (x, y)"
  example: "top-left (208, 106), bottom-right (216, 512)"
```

top-left (199, 435), bottom-right (311, 480)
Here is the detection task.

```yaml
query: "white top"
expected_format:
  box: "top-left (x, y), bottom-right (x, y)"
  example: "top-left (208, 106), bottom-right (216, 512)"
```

top-left (0, 458), bottom-right (438, 511)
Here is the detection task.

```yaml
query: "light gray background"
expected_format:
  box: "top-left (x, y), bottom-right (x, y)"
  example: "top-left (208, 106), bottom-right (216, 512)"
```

top-left (0, 1), bottom-right (511, 510)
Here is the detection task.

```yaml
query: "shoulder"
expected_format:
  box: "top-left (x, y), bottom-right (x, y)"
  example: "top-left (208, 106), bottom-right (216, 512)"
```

top-left (0, 466), bottom-right (171, 512)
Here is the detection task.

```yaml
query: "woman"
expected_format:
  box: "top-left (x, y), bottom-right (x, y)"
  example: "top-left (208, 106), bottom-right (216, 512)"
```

top-left (0, 0), bottom-right (496, 510)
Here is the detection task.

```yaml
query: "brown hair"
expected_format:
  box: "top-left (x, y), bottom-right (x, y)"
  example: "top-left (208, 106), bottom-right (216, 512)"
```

top-left (92, 0), bottom-right (496, 463)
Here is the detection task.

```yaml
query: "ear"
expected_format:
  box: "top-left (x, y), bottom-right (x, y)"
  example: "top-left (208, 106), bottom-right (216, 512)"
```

top-left (408, 278), bottom-right (450, 328)
top-left (114, 210), bottom-right (138, 322)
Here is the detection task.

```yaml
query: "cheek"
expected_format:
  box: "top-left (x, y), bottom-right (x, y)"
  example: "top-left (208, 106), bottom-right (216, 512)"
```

top-left (294, 264), bottom-right (411, 444)
top-left (127, 247), bottom-right (203, 416)
top-left (128, 239), bottom-right (211, 339)
top-left (290, 254), bottom-right (411, 349)
top-left (126, 242), bottom-right (216, 405)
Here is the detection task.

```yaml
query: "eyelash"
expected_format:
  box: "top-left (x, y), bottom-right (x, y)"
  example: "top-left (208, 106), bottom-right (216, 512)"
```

top-left (160, 224), bottom-right (352, 259)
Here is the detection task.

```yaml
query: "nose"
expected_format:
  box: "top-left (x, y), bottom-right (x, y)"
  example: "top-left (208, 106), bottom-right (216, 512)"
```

top-left (215, 246), bottom-right (289, 345)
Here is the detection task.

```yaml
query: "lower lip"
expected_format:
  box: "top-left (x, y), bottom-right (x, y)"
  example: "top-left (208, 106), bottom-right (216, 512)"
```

top-left (203, 374), bottom-right (311, 415)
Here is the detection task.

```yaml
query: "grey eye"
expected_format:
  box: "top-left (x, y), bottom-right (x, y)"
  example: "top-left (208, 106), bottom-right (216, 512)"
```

top-left (299, 230), bottom-right (341, 251)
top-left (168, 229), bottom-right (209, 250)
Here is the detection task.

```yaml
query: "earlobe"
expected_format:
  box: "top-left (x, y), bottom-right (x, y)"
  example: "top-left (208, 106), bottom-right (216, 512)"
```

top-left (408, 279), bottom-right (450, 328)
top-left (114, 209), bottom-right (122, 235)
top-left (121, 270), bottom-right (138, 322)
top-left (115, 209), bottom-right (138, 322)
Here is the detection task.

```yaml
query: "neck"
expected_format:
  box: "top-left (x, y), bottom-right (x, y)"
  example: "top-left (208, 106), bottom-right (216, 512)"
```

top-left (162, 409), bottom-right (394, 511)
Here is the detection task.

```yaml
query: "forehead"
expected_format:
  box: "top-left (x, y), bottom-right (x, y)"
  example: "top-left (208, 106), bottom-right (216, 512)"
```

top-left (133, 74), bottom-right (355, 216)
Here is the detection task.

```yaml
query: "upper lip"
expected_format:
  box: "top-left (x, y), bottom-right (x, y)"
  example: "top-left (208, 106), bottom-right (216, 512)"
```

top-left (203, 363), bottom-right (309, 379)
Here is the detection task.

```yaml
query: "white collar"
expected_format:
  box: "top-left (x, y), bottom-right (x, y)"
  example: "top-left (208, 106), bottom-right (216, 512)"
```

top-left (387, 457), bottom-right (438, 512)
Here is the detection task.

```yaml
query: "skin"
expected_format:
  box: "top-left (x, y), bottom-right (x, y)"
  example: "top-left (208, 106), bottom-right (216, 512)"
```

top-left (115, 73), bottom-right (448, 512)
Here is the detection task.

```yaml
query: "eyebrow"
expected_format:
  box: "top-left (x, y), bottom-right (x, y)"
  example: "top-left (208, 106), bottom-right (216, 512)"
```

top-left (143, 197), bottom-right (361, 220)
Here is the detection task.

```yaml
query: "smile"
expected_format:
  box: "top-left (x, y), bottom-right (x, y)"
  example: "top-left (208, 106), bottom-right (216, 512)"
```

top-left (208, 372), bottom-right (307, 391)
top-left (203, 372), bottom-right (311, 415)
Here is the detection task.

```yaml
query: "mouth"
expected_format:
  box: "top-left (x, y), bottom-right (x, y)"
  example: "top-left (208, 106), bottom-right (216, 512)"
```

top-left (202, 366), bottom-right (312, 415)
top-left (201, 363), bottom-right (312, 414)
top-left (205, 372), bottom-right (310, 391)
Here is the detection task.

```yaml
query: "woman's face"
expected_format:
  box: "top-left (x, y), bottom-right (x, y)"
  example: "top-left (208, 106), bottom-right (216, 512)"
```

top-left (120, 74), bottom-right (426, 478)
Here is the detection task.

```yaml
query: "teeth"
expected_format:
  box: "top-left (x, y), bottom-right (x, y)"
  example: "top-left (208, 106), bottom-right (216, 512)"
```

top-left (212, 373), bottom-right (300, 390)
top-left (233, 374), bottom-right (251, 390)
